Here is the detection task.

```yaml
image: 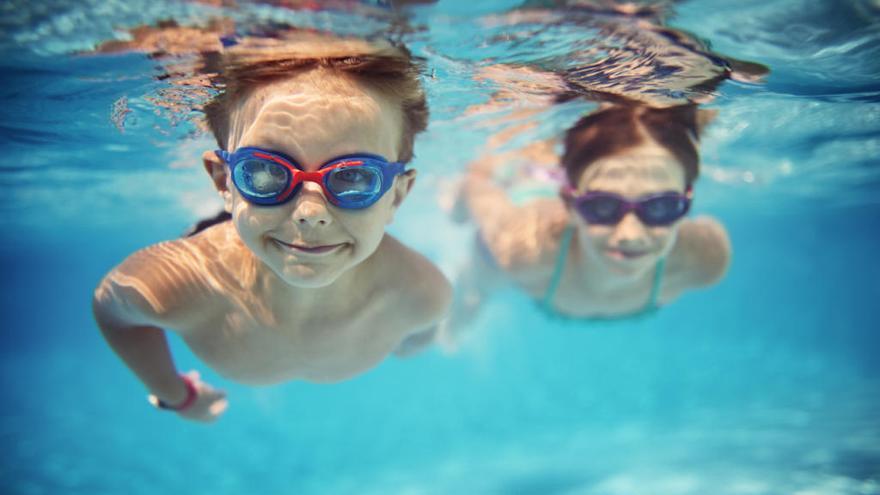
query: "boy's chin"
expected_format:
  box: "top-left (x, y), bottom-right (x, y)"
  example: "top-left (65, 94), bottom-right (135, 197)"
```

top-left (273, 263), bottom-right (354, 288)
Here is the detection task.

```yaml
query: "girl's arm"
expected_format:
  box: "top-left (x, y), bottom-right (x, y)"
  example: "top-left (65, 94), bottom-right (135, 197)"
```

top-left (675, 216), bottom-right (732, 288)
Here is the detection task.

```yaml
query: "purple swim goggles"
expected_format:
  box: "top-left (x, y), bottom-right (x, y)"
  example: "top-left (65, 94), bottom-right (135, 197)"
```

top-left (563, 187), bottom-right (693, 226)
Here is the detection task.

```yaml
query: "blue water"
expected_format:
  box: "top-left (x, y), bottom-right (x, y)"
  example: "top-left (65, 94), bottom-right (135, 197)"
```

top-left (2, 1), bottom-right (880, 494)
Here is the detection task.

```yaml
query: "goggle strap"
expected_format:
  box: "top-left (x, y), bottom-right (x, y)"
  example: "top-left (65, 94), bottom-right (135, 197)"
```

top-left (215, 150), bottom-right (232, 163)
top-left (388, 162), bottom-right (406, 176)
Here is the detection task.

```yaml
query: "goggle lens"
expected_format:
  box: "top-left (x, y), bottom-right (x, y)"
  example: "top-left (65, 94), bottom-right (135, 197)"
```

top-left (325, 165), bottom-right (382, 201)
top-left (234, 159), bottom-right (290, 199)
top-left (580, 195), bottom-right (624, 224)
top-left (575, 192), bottom-right (690, 226)
top-left (640, 195), bottom-right (688, 225)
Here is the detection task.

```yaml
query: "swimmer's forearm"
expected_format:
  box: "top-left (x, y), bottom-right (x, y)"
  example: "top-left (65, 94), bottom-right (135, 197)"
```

top-left (463, 175), bottom-right (513, 228)
top-left (393, 326), bottom-right (437, 358)
top-left (97, 321), bottom-right (189, 406)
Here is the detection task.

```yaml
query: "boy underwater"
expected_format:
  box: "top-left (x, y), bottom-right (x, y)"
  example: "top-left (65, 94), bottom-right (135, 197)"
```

top-left (92, 32), bottom-right (451, 422)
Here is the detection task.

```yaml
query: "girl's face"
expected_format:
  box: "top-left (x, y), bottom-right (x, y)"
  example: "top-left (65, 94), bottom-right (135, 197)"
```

top-left (571, 140), bottom-right (688, 276)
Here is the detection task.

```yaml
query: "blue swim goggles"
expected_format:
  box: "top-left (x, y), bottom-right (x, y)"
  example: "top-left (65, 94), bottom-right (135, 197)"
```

top-left (215, 147), bottom-right (405, 209)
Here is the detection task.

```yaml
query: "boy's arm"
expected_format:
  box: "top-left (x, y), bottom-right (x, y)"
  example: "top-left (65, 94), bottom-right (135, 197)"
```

top-left (92, 246), bottom-right (227, 421)
top-left (92, 293), bottom-right (190, 406)
top-left (393, 327), bottom-right (438, 358)
top-left (392, 283), bottom-right (453, 358)
top-left (388, 243), bottom-right (453, 358)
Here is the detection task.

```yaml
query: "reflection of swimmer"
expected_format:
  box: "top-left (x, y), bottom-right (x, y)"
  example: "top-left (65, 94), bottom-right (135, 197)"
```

top-left (92, 33), bottom-right (450, 422)
top-left (444, 104), bottom-right (730, 340)
top-left (468, 1), bottom-right (768, 112)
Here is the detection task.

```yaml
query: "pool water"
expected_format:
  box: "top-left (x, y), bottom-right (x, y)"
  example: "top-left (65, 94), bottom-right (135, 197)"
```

top-left (1, 1), bottom-right (879, 494)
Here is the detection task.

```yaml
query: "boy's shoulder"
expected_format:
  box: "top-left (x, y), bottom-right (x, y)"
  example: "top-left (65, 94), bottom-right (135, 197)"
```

top-left (95, 222), bottom-right (243, 330)
top-left (370, 234), bottom-right (452, 331)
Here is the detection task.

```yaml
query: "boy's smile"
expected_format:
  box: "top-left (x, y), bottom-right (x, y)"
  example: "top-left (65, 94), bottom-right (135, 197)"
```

top-left (272, 239), bottom-right (348, 255)
top-left (208, 68), bottom-right (413, 288)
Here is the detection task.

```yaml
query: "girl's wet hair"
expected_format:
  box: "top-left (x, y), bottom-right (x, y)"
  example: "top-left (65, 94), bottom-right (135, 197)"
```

top-left (561, 105), bottom-right (702, 187)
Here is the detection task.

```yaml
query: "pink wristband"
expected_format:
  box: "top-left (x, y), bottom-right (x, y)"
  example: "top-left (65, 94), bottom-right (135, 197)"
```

top-left (149, 375), bottom-right (198, 412)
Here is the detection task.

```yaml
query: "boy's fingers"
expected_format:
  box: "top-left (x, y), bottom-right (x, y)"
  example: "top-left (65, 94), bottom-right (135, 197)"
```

top-left (209, 398), bottom-right (229, 416)
top-left (196, 412), bottom-right (219, 423)
top-left (203, 388), bottom-right (226, 400)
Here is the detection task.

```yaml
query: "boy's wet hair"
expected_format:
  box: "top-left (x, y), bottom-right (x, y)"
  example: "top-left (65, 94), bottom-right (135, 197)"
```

top-left (561, 105), bottom-right (703, 187)
top-left (203, 33), bottom-right (428, 163)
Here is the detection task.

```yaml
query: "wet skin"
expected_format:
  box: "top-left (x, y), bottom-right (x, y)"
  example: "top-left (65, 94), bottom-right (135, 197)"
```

top-left (94, 69), bottom-right (451, 420)
top-left (456, 137), bottom-right (730, 321)
top-left (571, 140), bottom-right (687, 279)
top-left (217, 69), bottom-right (407, 290)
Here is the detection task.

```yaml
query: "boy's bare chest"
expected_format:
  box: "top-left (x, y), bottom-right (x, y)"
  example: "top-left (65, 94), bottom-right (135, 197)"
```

top-left (179, 299), bottom-right (404, 385)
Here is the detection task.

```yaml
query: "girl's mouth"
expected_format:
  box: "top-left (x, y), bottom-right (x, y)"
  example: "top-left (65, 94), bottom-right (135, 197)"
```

top-left (606, 248), bottom-right (649, 260)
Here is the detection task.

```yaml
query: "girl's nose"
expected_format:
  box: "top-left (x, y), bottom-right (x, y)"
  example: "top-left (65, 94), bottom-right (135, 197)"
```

top-left (609, 211), bottom-right (648, 245)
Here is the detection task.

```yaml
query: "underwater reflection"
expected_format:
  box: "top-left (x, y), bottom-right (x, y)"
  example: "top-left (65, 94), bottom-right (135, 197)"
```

top-left (472, 0), bottom-right (768, 107)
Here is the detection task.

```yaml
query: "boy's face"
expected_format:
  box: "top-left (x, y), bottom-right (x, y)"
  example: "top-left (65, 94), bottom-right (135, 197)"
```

top-left (204, 70), bottom-right (415, 288)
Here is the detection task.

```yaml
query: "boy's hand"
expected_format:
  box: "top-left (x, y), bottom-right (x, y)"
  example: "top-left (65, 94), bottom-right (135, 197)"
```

top-left (393, 327), bottom-right (438, 358)
top-left (176, 370), bottom-right (228, 423)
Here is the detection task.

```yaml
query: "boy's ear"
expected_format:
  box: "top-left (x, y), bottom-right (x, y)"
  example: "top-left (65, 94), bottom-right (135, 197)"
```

top-left (387, 168), bottom-right (417, 223)
top-left (202, 150), bottom-right (234, 213)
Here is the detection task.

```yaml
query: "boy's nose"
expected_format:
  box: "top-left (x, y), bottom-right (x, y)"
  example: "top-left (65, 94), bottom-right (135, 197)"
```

top-left (291, 183), bottom-right (333, 227)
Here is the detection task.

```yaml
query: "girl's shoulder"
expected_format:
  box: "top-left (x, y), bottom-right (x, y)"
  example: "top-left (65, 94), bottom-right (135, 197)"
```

top-left (667, 216), bottom-right (732, 288)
